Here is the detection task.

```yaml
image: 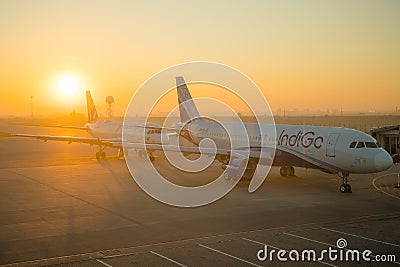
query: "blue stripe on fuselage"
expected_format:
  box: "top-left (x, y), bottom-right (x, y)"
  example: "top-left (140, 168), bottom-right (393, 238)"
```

top-left (279, 146), bottom-right (350, 173)
top-left (235, 145), bottom-right (349, 173)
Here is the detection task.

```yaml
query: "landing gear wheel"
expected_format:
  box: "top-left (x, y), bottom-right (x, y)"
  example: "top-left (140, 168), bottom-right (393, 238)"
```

top-left (345, 184), bottom-right (352, 193)
top-left (339, 184), bottom-right (352, 193)
top-left (280, 166), bottom-right (295, 176)
top-left (287, 166), bottom-right (295, 176)
top-left (338, 172), bottom-right (352, 193)
top-left (96, 152), bottom-right (100, 160)
top-left (101, 152), bottom-right (106, 160)
top-left (280, 166), bottom-right (287, 176)
top-left (340, 184), bottom-right (347, 193)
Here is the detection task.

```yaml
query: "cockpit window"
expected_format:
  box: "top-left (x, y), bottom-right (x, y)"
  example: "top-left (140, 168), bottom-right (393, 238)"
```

top-left (356, 142), bottom-right (365, 148)
top-left (365, 142), bottom-right (378, 148)
top-left (351, 141), bottom-right (378, 149)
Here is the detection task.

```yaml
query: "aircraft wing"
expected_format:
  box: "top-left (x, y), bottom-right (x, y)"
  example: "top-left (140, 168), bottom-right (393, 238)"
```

top-left (1, 132), bottom-right (120, 147)
top-left (120, 142), bottom-right (273, 160)
top-left (121, 142), bottom-right (273, 193)
top-left (55, 125), bottom-right (88, 130)
top-left (130, 125), bottom-right (178, 132)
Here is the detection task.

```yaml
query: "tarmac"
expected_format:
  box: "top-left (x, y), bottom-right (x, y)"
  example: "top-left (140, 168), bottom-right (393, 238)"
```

top-left (0, 123), bottom-right (399, 266)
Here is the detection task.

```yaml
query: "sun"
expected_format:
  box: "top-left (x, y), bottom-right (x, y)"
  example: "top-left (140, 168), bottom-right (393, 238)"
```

top-left (58, 76), bottom-right (78, 95)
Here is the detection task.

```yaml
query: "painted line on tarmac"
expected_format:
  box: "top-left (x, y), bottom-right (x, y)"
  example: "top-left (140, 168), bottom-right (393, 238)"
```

top-left (150, 251), bottom-right (187, 267)
top-left (284, 232), bottom-right (332, 247)
top-left (5, 211), bottom-right (400, 267)
top-left (96, 259), bottom-right (113, 267)
top-left (198, 243), bottom-right (261, 267)
top-left (242, 237), bottom-right (337, 267)
top-left (372, 173), bottom-right (400, 201)
top-left (322, 227), bottom-right (400, 248)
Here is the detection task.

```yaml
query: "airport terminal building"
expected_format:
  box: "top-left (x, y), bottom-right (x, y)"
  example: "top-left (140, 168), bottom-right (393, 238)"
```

top-left (371, 125), bottom-right (400, 162)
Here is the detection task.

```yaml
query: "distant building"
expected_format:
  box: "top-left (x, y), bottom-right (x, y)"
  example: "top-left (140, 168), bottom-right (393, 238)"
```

top-left (370, 125), bottom-right (400, 162)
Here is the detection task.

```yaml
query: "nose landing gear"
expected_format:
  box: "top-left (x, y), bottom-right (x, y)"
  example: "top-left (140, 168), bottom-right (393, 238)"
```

top-left (339, 172), bottom-right (352, 193)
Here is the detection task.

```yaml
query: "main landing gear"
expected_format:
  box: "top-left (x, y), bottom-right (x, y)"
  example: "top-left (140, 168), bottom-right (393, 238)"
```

top-left (137, 150), bottom-right (155, 162)
top-left (95, 144), bottom-right (106, 160)
top-left (95, 147), bottom-right (127, 160)
top-left (339, 172), bottom-right (352, 193)
top-left (280, 165), bottom-right (295, 176)
top-left (149, 153), bottom-right (155, 162)
top-left (117, 148), bottom-right (124, 159)
top-left (96, 151), bottom-right (106, 160)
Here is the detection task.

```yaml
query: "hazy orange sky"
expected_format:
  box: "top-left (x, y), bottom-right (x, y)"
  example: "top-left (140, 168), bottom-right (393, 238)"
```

top-left (1, 0), bottom-right (399, 117)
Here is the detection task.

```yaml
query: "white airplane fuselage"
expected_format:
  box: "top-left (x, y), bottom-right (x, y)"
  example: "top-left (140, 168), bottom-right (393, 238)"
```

top-left (86, 121), bottom-right (169, 144)
top-left (185, 120), bottom-right (392, 174)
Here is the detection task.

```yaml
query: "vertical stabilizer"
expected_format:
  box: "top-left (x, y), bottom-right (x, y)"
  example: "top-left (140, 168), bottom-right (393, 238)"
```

top-left (86, 90), bottom-right (99, 123)
top-left (176, 77), bottom-right (201, 123)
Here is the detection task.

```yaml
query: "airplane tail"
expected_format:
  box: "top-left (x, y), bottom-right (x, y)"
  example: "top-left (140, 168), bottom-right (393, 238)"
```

top-left (176, 77), bottom-right (201, 123)
top-left (86, 90), bottom-right (99, 123)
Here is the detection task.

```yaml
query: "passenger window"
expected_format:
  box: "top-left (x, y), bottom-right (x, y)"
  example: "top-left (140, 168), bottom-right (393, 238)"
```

top-left (356, 142), bottom-right (365, 148)
top-left (365, 142), bottom-right (378, 148)
top-left (349, 142), bottom-right (357, 148)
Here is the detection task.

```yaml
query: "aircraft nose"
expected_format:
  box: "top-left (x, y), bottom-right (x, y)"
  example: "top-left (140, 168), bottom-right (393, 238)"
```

top-left (374, 151), bottom-right (393, 171)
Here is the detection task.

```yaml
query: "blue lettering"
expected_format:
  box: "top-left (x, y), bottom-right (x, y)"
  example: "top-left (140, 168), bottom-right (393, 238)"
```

top-left (279, 130), bottom-right (324, 149)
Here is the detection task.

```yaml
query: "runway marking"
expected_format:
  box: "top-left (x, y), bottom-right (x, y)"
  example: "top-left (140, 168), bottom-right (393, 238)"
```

top-left (284, 232), bottom-right (400, 265)
top-left (372, 173), bottom-right (400, 201)
top-left (198, 244), bottom-right (262, 267)
top-left (150, 251), bottom-right (187, 267)
top-left (321, 227), bottom-right (400, 248)
top-left (284, 232), bottom-right (331, 246)
top-left (242, 237), bottom-right (337, 267)
top-left (5, 211), bottom-right (400, 267)
top-left (96, 259), bottom-right (113, 267)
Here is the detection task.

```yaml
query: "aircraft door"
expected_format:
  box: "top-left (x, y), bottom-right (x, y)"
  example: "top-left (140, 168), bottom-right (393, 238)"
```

top-left (326, 133), bottom-right (340, 157)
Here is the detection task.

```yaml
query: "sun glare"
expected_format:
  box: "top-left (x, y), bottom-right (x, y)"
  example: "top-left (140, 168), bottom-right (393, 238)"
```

top-left (58, 76), bottom-right (78, 95)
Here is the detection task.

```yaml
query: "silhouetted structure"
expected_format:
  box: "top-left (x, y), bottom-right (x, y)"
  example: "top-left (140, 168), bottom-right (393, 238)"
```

top-left (371, 125), bottom-right (400, 162)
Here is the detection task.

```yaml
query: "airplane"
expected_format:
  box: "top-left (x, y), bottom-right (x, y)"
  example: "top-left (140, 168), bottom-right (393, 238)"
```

top-left (124, 77), bottom-right (393, 193)
top-left (2, 90), bottom-right (170, 160)
top-left (3, 81), bottom-right (393, 193)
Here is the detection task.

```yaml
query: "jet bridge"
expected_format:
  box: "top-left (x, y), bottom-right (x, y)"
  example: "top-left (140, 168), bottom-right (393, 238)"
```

top-left (371, 125), bottom-right (400, 162)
